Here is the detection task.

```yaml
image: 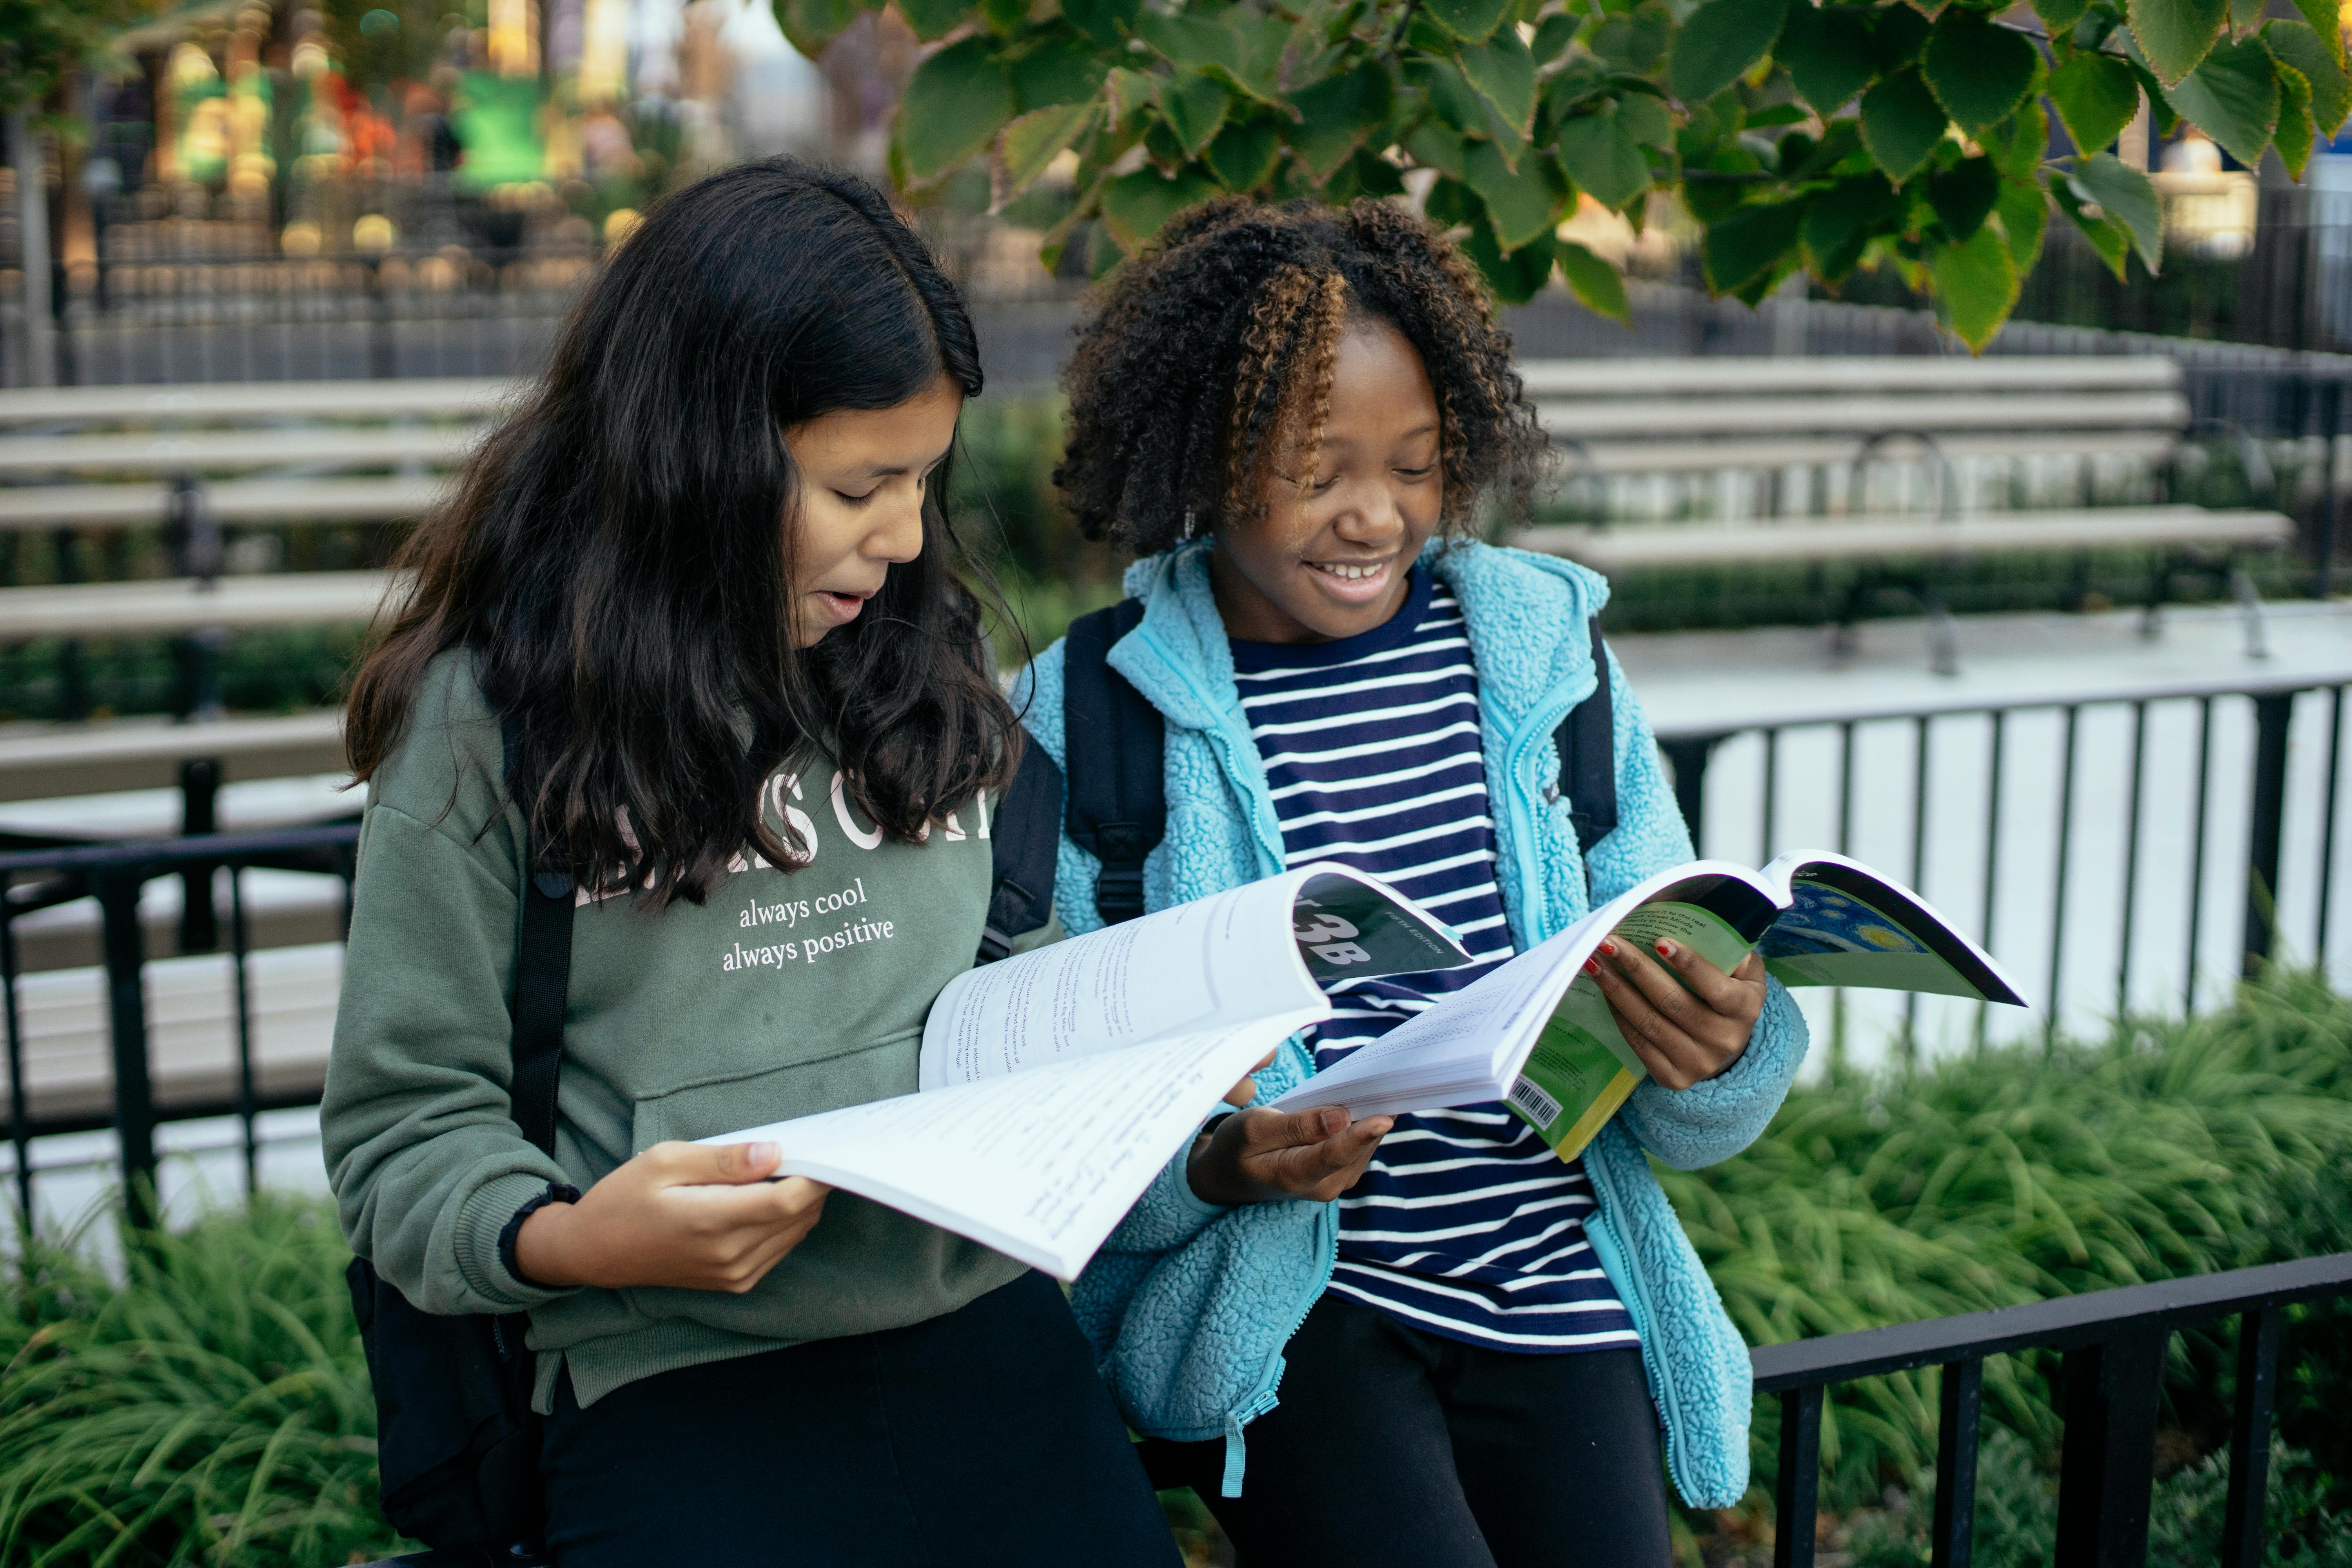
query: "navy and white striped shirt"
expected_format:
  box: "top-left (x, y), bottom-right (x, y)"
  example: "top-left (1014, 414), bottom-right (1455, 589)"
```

top-left (1230, 566), bottom-right (1639, 1354)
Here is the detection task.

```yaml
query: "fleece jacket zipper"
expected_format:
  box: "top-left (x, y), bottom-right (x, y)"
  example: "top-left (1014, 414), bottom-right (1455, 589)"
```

top-left (1219, 1197), bottom-right (1338, 1496)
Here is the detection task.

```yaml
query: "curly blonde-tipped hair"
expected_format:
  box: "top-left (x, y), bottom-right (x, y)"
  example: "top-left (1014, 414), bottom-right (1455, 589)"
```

top-left (1055, 198), bottom-right (1549, 554)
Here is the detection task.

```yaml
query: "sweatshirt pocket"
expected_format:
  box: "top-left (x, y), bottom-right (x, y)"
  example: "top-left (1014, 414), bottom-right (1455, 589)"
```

top-left (626, 1026), bottom-right (923, 1151)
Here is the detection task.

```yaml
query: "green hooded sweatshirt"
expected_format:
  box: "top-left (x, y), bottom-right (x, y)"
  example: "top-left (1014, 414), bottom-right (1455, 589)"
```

top-left (321, 655), bottom-right (1029, 1410)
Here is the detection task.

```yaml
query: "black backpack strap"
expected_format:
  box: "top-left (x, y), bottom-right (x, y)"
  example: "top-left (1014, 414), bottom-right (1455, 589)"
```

top-left (1062, 599), bottom-right (1165, 926)
top-left (976, 738), bottom-right (1065, 964)
top-left (1555, 614), bottom-right (1617, 857)
top-left (501, 720), bottom-right (572, 1156)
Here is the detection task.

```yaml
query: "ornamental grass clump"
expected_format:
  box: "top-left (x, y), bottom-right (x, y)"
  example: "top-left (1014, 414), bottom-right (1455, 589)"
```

top-left (0, 1196), bottom-right (406, 1568)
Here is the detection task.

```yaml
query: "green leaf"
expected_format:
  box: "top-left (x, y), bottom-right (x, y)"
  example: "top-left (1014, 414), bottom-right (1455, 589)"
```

top-left (1158, 70), bottom-right (1233, 155)
top-left (1984, 96), bottom-right (2049, 180)
top-left (1328, 147), bottom-right (1408, 198)
top-left (2292, 0), bottom-right (2347, 68)
top-left (1590, 1), bottom-right (1675, 73)
top-left (1927, 154), bottom-right (2000, 240)
top-left (896, 0), bottom-right (976, 42)
top-left (1425, 172), bottom-right (1483, 227)
top-left (1555, 239), bottom-right (1631, 324)
top-left (2047, 50), bottom-right (2143, 153)
top-left (1061, 0), bottom-right (1143, 47)
top-left (1007, 29), bottom-right (1111, 111)
top-left (1532, 13), bottom-right (1582, 65)
top-left (2263, 20), bottom-right (2350, 136)
top-left (1702, 198), bottom-right (1806, 293)
top-left (898, 36), bottom-right (1017, 181)
top-left (2069, 149), bottom-right (2161, 268)
top-left (1136, 10), bottom-right (1245, 74)
top-left (1286, 64), bottom-right (1397, 178)
top-left (2128, 0), bottom-right (2227, 85)
top-left (1872, 4), bottom-right (1931, 70)
top-left (1205, 113), bottom-right (1283, 189)
top-left (1556, 101), bottom-right (1654, 208)
top-left (1801, 170), bottom-right (1900, 278)
top-left (1099, 165), bottom-right (1222, 250)
top-left (979, 0), bottom-right (1026, 34)
top-left (1457, 28), bottom-right (1539, 138)
top-left (2166, 34), bottom-right (2279, 165)
top-left (1459, 222), bottom-right (1557, 304)
top-left (1403, 119), bottom-right (1472, 180)
top-left (1860, 66), bottom-right (1950, 184)
top-left (1622, 92), bottom-right (1675, 149)
top-left (772, 0), bottom-right (867, 58)
top-left (2229, 0), bottom-right (2265, 33)
top-left (1464, 139), bottom-right (1568, 249)
top-left (1778, 4), bottom-right (1879, 114)
top-left (1922, 7), bottom-right (2043, 135)
top-left (1995, 176), bottom-right (2049, 271)
top-left (2053, 176), bottom-right (2133, 278)
top-left (993, 102), bottom-right (1099, 207)
top-left (1929, 220), bottom-right (2019, 351)
top-left (1425, 0), bottom-right (1515, 42)
top-left (2275, 58), bottom-right (2316, 176)
top-left (1668, 0), bottom-right (1791, 105)
top-left (2032, 0), bottom-right (2095, 31)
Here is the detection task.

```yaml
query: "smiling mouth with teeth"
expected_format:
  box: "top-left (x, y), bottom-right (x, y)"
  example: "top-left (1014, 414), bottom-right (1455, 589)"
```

top-left (1312, 560), bottom-right (1387, 581)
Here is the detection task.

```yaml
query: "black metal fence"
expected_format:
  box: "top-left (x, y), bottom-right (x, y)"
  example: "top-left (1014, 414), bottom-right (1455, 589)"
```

top-left (0, 820), bottom-right (357, 1224)
top-left (1753, 1250), bottom-right (2352, 1568)
top-left (1655, 668), bottom-right (2347, 1048)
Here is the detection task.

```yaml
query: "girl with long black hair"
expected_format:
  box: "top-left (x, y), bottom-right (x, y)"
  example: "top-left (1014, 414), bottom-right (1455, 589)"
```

top-left (321, 159), bottom-right (1180, 1567)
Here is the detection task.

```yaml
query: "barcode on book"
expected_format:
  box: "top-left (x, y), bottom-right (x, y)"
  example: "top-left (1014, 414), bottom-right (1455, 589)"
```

top-left (1507, 1075), bottom-right (1561, 1128)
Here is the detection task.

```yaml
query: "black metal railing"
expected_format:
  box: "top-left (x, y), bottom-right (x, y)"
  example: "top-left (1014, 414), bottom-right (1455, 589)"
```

top-left (1656, 671), bottom-right (2349, 1045)
top-left (1751, 1250), bottom-right (2352, 1568)
top-left (0, 822), bottom-right (358, 1225)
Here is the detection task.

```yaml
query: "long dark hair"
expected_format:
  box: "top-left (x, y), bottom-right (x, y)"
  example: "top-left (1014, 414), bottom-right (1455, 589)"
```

top-left (347, 158), bottom-right (1018, 906)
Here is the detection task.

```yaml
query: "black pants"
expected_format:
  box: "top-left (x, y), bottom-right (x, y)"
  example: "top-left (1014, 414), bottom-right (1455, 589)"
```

top-left (540, 1271), bottom-right (1180, 1568)
top-left (1147, 1291), bottom-right (1674, 1568)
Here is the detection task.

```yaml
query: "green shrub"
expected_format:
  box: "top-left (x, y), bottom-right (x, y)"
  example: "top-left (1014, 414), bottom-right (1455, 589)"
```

top-left (0, 1198), bottom-right (406, 1568)
top-left (1667, 968), bottom-right (2352, 1526)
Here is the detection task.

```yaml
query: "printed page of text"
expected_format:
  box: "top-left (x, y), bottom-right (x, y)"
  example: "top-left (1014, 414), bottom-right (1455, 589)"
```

top-left (918, 871), bottom-right (1319, 1089)
top-left (713, 1007), bottom-right (1325, 1279)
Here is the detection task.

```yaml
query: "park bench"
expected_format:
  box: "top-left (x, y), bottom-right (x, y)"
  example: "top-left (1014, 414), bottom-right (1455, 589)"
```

top-left (0, 377), bottom-right (498, 540)
top-left (1515, 354), bottom-right (2297, 671)
top-left (0, 710), bottom-right (355, 968)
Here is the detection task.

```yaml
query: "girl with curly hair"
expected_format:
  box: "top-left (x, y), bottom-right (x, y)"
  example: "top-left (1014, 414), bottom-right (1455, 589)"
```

top-left (1018, 198), bottom-right (1811, 1568)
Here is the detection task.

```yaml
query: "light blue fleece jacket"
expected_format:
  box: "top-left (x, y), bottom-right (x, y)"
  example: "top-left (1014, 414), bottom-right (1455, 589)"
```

top-left (1010, 539), bottom-right (1808, 1509)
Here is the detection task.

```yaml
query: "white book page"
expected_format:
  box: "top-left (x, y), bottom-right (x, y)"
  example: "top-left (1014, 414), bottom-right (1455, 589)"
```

top-left (1267, 860), bottom-right (1773, 1119)
top-left (706, 1007), bottom-right (1324, 1280)
top-left (919, 872), bottom-right (1314, 1089)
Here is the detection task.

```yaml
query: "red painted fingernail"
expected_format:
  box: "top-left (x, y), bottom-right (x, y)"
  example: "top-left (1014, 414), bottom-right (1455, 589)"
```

top-left (1599, 939), bottom-right (1617, 957)
top-left (1583, 956), bottom-right (1601, 975)
top-left (1656, 939), bottom-right (1675, 958)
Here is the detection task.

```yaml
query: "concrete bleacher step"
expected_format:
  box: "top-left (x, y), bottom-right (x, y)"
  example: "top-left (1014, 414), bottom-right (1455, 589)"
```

top-left (0, 426), bottom-right (487, 476)
top-left (0, 377), bottom-right (519, 427)
top-left (1517, 506), bottom-right (2296, 570)
top-left (6, 942), bottom-right (342, 1125)
top-left (0, 474), bottom-right (448, 530)
top-left (0, 711), bottom-right (347, 801)
top-left (0, 570), bottom-right (397, 640)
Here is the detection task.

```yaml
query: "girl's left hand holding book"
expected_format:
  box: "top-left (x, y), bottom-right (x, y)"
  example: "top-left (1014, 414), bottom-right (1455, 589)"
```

top-left (1584, 938), bottom-right (1768, 1090)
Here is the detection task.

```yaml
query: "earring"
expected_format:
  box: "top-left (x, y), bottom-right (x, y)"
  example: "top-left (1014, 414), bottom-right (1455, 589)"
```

top-left (1182, 510), bottom-right (1199, 541)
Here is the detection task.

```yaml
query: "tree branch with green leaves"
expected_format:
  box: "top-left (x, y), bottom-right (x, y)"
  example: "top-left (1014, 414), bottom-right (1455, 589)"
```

top-left (782, 0), bottom-right (2350, 349)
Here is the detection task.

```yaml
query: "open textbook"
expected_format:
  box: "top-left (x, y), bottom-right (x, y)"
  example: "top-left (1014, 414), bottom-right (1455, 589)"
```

top-left (700, 864), bottom-right (1470, 1280)
top-left (1271, 851), bottom-right (2028, 1161)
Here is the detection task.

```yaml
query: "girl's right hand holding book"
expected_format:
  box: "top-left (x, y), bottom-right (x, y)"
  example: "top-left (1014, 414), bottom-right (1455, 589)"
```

top-left (1186, 1106), bottom-right (1394, 1206)
top-left (514, 1140), bottom-right (830, 1294)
